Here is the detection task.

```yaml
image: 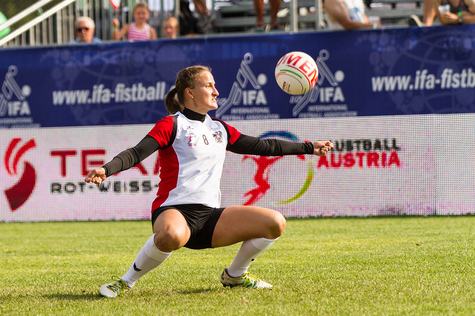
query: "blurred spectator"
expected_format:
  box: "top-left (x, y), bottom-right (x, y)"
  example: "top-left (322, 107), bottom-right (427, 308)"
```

top-left (323, 0), bottom-right (380, 30)
top-left (179, 0), bottom-right (199, 35)
top-left (421, 0), bottom-right (438, 25)
top-left (179, 0), bottom-right (216, 35)
top-left (162, 16), bottom-right (179, 39)
top-left (111, 2), bottom-right (157, 41)
top-left (194, 0), bottom-right (217, 33)
top-left (253, 0), bottom-right (283, 31)
top-left (423, 0), bottom-right (475, 26)
top-left (69, 17), bottom-right (102, 44)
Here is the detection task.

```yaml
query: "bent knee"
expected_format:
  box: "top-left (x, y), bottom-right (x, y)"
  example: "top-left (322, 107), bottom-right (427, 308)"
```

top-left (268, 212), bottom-right (286, 238)
top-left (154, 228), bottom-right (188, 251)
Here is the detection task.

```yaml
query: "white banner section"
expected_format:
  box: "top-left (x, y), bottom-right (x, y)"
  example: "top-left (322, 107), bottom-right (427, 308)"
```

top-left (1, 115), bottom-right (474, 222)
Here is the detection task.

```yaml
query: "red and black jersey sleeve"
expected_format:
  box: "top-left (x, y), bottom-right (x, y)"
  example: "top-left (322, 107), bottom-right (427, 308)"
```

top-left (228, 134), bottom-right (314, 156)
top-left (102, 116), bottom-right (176, 177)
top-left (147, 116), bottom-right (177, 148)
top-left (213, 118), bottom-right (314, 156)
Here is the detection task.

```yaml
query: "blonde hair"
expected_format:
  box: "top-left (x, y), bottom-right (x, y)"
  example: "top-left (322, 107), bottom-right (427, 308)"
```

top-left (133, 2), bottom-right (150, 14)
top-left (165, 66), bottom-right (212, 114)
top-left (161, 16), bottom-right (179, 38)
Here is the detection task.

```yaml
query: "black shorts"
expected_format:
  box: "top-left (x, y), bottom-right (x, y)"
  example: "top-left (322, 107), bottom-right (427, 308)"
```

top-left (151, 204), bottom-right (225, 250)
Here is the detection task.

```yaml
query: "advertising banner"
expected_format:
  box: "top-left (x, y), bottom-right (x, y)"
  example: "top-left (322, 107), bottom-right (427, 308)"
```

top-left (2, 26), bottom-right (475, 221)
top-left (1, 25), bottom-right (475, 129)
top-left (2, 115), bottom-right (474, 222)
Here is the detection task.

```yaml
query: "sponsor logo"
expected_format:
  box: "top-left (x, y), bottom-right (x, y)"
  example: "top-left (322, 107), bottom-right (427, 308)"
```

top-left (216, 53), bottom-right (278, 121)
top-left (213, 131), bottom-right (223, 143)
top-left (49, 148), bottom-right (159, 194)
top-left (243, 132), bottom-right (402, 205)
top-left (0, 66), bottom-right (36, 128)
top-left (290, 50), bottom-right (350, 118)
top-left (319, 139), bottom-right (401, 168)
top-left (133, 263), bottom-right (142, 272)
top-left (243, 131), bottom-right (314, 205)
top-left (188, 134), bottom-right (198, 146)
top-left (214, 50), bottom-right (351, 120)
top-left (4, 138), bottom-right (37, 211)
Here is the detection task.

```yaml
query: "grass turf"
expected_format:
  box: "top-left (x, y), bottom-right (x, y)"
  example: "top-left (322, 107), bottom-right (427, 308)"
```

top-left (1, 216), bottom-right (475, 315)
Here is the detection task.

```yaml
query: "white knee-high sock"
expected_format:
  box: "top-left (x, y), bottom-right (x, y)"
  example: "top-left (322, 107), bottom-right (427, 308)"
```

top-left (227, 237), bottom-right (277, 277)
top-left (121, 234), bottom-right (171, 287)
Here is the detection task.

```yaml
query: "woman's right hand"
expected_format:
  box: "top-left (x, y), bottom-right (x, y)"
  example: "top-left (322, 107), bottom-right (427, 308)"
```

top-left (85, 168), bottom-right (107, 184)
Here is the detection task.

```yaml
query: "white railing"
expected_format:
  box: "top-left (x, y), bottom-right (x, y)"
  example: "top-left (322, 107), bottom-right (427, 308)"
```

top-left (0, 0), bottom-right (178, 48)
top-left (0, 0), bottom-right (77, 47)
top-left (0, 0), bottom-right (322, 48)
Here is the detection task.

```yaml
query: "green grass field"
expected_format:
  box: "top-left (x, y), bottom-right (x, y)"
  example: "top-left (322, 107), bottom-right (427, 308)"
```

top-left (2, 216), bottom-right (475, 315)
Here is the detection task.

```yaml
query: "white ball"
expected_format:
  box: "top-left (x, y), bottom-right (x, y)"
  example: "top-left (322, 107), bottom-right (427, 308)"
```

top-left (275, 51), bottom-right (318, 95)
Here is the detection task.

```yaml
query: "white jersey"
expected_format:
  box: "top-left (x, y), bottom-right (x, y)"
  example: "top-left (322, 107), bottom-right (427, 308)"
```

top-left (326, 0), bottom-right (366, 31)
top-left (100, 108), bottom-right (314, 214)
top-left (148, 111), bottom-right (241, 210)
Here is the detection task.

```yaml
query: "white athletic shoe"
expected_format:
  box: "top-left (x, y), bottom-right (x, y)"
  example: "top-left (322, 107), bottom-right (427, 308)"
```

top-left (99, 279), bottom-right (130, 298)
top-left (220, 268), bottom-right (273, 289)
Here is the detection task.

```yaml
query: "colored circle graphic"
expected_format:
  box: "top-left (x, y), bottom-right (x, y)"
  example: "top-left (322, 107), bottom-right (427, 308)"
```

top-left (258, 131), bottom-right (314, 204)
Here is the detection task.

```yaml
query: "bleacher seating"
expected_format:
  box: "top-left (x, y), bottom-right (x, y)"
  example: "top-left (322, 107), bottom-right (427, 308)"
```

top-left (214, 0), bottom-right (321, 33)
top-left (0, 0), bottom-right (433, 48)
top-left (213, 0), bottom-right (426, 33)
top-left (365, 0), bottom-right (424, 26)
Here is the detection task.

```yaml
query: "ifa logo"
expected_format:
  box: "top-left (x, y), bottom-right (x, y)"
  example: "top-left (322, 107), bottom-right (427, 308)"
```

top-left (1, 65), bottom-right (32, 118)
top-left (216, 53), bottom-right (268, 118)
top-left (4, 138), bottom-right (37, 211)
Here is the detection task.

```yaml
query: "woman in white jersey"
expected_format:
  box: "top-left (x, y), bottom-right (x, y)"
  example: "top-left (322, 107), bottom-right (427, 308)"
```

top-left (111, 2), bottom-right (157, 41)
top-left (85, 65), bottom-right (334, 298)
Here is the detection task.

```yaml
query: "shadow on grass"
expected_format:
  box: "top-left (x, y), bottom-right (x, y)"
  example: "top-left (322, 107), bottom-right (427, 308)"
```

top-left (42, 293), bottom-right (103, 301)
top-left (2, 287), bottom-right (224, 301)
top-left (0, 293), bottom-right (102, 302)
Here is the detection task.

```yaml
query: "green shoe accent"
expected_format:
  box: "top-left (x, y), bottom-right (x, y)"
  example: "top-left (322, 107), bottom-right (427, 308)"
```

top-left (220, 268), bottom-right (272, 289)
top-left (100, 279), bottom-right (130, 298)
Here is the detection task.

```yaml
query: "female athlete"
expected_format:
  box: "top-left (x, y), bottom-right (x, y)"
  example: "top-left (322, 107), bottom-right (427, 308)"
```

top-left (85, 65), bottom-right (334, 298)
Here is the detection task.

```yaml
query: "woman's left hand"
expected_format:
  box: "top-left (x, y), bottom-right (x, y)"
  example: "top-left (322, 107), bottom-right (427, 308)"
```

top-left (313, 141), bottom-right (334, 156)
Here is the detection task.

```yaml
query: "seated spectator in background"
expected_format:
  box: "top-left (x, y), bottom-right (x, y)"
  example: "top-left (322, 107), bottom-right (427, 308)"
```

top-left (323, 0), bottom-right (380, 30)
top-left (253, 0), bottom-right (283, 31)
top-left (69, 17), bottom-right (102, 44)
top-left (161, 17), bottom-right (179, 39)
top-left (324, 0), bottom-right (380, 29)
top-left (179, 0), bottom-right (216, 36)
top-left (111, 2), bottom-right (157, 41)
top-left (421, 0), bottom-right (438, 25)
top-left (193, 0), bottom-right (217, 33)
top-left (423, 0), bottom-right (475, 26)
top-left (323, 0), bottom-right (381, 30)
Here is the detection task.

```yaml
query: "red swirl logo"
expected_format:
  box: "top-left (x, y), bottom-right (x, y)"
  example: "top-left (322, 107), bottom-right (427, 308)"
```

top-left (243, 131), bottom-right (313, 205)
top-left (4, 138), bottom-right (37, 211)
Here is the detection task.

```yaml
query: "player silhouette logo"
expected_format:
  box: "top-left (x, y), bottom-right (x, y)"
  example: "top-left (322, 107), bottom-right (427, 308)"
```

top-left (242, 131), bottom-right (314, 205)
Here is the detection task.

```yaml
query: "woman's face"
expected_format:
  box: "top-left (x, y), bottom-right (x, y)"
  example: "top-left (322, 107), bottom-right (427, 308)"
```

top-left (187, 71), bottom-right (219, 114)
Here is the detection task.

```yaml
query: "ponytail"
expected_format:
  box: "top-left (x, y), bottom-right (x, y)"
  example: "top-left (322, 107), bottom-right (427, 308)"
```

top-left (164, 87), bottom-right (183, 114)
